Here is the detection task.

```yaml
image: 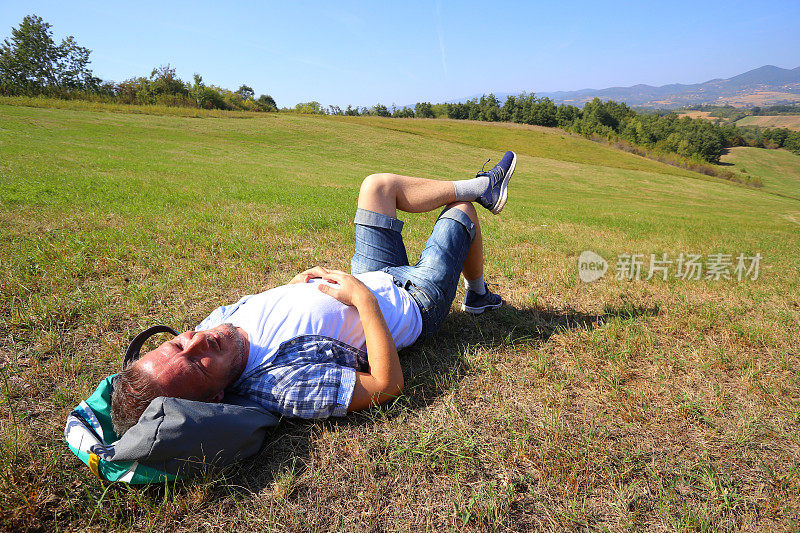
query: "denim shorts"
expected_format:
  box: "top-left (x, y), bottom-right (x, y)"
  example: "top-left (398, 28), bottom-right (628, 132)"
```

top-left (350, 207), bottom-right (476, 341)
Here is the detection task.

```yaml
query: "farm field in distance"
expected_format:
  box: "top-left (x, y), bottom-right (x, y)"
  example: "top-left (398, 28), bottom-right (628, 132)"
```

top-left (1, 103), bottom-right (799, 531)
top-left (676, 110), bottom-right (718, 121)
top-left (736, 114), bottom-right (800, 131)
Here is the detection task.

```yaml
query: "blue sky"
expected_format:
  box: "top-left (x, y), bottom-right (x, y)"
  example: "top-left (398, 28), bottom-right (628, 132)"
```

top-left (2, 0), bottom-right (798, 108)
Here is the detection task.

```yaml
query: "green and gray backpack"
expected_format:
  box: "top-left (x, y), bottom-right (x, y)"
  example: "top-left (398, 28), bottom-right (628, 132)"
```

top-left (64, 326), bottom-right (279, 484)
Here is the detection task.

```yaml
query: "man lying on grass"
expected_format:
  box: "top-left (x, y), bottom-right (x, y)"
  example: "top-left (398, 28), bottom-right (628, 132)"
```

top-left (111, 151), bottom-right (517, 435)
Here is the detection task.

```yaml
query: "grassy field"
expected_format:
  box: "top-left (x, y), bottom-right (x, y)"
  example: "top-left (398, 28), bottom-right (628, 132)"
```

top-left (736, 115), bottom-right (800, 131)
top-left (1, 104), bottom-right (799, 531)
top-left (719, 146), bottom-right (800, 200)
top-left (0, 95), bottom-right (268, 118)
top-left (676, 111), bottom-right (718, 121)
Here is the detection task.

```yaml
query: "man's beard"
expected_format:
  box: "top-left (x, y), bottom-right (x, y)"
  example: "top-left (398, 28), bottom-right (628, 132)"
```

top-left (218, 322), bottom-right (247, 386)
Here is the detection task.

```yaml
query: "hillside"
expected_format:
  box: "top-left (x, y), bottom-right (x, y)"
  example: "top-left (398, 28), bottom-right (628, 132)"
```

top-left (542, 65), bottom-right (800, 108)
top-left (719, 146), bottom-right (800, 199)
top-left (1, 104), bottom-right (799, 531)
top-left (456, 65), bottom-right (800, 109)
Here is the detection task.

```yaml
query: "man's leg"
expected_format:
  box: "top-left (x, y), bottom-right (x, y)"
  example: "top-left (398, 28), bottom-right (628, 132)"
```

top-left (357, 175), bottom-right (500, 321)
top-left (357, 173), bottom-right (456, 217)
top-left (355, 151), bottom-right (515, 324)
top-left (444, 201), bottom-right (484, 283)
top-left (357, 174), bottom-right (484, 282)
top-left (437, 201), bottom-right (501, 313)
top-left (357, 149), bottom-right (516, 218)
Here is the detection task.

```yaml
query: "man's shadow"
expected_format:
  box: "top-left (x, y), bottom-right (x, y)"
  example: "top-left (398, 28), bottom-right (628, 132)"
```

top-left (220, 301), bottom-right (657, 495)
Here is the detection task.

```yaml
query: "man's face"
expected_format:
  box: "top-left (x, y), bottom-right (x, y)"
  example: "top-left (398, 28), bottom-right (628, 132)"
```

top-left (135, 323), bottom-right (247, 402)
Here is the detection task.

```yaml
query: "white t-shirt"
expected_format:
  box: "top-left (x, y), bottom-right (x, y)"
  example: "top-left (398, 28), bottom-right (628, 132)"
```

top-left (222, 271), bottom-right (422, 376)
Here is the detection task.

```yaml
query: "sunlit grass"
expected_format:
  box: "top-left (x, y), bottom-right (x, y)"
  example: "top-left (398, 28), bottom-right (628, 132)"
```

top-left (719, 146), bottom-right (800, 200)
top-left (0, 103), bottom-right (798, 531)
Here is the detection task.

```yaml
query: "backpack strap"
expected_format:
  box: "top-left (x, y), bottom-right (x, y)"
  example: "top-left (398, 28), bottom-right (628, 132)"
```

top-left (122, 325), bottom-right (178, 369)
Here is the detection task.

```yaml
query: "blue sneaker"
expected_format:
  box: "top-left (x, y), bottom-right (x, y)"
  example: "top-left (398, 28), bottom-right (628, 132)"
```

top-left (476, 151), bottom-right (516, 214)
top-left (461, 284), bottom-right (503, 314)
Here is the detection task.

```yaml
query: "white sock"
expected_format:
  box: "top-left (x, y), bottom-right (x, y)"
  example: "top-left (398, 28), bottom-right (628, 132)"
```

top-left (464, 275), bottom-right (486, 294)
top-left (453, 175), bottom-right (490, 202)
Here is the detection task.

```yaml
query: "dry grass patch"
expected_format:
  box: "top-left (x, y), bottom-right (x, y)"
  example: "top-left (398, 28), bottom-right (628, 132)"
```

top-left (677, 111), bottom-right (717, 121)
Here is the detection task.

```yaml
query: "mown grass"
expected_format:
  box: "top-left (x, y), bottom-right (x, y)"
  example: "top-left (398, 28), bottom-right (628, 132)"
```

top-left (342, 115), bottom-right (710, 179)
top-left (719, 146), bottom-right (800, 201)
top-left (1, 103), bottom-right (799, 531)
top-left (347, 116), bottom-right (767, 190)
top-left (736, 115), bottom-right (800, 131)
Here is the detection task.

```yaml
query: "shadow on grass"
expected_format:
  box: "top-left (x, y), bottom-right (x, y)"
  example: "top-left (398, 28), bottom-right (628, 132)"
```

top-left (716, 148), bottom-right (735, 166)
top-left (214, 301), bottom-right (658, 496)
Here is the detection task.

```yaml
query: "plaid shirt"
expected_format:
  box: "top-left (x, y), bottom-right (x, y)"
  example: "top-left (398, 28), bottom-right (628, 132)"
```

top-left (197, 294), bottom-right (372, 419)
top-left (227, 334), bottom-right (369, 419)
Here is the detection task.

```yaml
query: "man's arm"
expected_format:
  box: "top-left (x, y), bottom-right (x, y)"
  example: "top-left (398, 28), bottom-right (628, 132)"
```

top-left (309, 268), bottom-right (404, 411)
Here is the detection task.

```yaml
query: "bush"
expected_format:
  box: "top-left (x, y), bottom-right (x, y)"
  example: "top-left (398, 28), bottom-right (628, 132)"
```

top-left (256, 94), bottom-right (277, 112)
top-left (295, 101), bottom-right (325, 114)
top-left (196, 86), bottom-right (228, 110)
top-left (784, 131), bottom-right (800, 154)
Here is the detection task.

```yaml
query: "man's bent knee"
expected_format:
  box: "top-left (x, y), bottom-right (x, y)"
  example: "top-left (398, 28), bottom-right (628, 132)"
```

top-left (358, 173), bottom-right (399, 216)
top-left (359, 173), bottom-right (398, 199)
top-left (444, 200), bottom-right (478, 223)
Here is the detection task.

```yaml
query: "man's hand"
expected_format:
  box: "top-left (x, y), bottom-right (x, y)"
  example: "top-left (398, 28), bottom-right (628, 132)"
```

top-left (288, 266), bottom-right (332, 285)
top-left (314, 269), bottom-right (375, 308)
top-left (290, 265), bottom-right (402, 412)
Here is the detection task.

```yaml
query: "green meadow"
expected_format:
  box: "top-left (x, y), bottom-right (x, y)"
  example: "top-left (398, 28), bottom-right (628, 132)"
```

top-left (1, 102), bottom-right (799, 531)
top-left (719, 146), bottom-right (800, 200)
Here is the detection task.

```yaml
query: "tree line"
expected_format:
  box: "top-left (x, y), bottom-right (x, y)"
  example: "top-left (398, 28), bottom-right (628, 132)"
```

top-left (3, 15), bottom-right (797, 161)
top-left (687, 104), bottom-right (800, 121)
top-left (678, 104), bottom-right (800, 154)
top-left (320, 94), bottom-right (800, 162)
top-left (0, 15), bottom-right (277, 111)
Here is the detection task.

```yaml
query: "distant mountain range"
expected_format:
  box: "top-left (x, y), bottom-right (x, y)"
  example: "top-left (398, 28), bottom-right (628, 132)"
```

top-left (452, 65), bottom-right (800, 109)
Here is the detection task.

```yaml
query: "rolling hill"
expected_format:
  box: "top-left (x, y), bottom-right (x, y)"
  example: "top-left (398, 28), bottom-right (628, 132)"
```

top-left (1, 103), bottom-right (799, 530)
top-left (454, 65), bottom-right (800, 109)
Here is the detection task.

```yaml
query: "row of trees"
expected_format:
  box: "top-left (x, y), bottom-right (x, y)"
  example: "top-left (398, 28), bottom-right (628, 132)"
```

top-left (751, 104), bottom-right (800, 116)
top-left (293, 102), bottom-right (410, 117)
top-left (307, 95), bottom-right (747, 163)
top-left (687, 104), bottom-right (800, 121)
top-left (321, 95), bottom-right (799, 162)
top-left (571, 100), bottom-right (800, 159)
top-left (444, 96), bottom-right (733, 162)
top-left (0, 15), bottom-right (277, 111)
top-left (758, 127), bottom-right (800, 152)
top-left (113, 67), bottom-right (277, 111)
top-left (3, 15), bottom-right (797, 160)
